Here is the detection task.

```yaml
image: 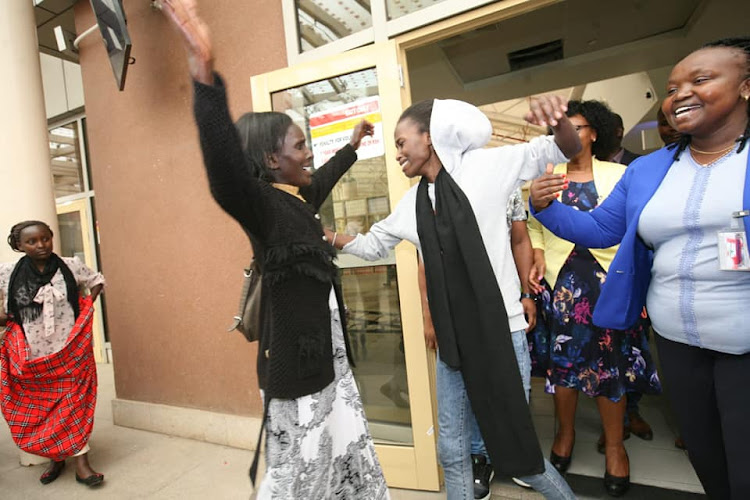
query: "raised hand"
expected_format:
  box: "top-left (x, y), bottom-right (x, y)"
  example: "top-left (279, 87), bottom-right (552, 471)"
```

top-left (525, 96), bottom-right (580, 158)
top-left (158, 0), bottom-right (214, 84)
top-left (529, 163), bottom-right (567, 212)
top-left (524, 95), bottom-right (568, 128)
top-left (348, 120), bottom-right (375, 150)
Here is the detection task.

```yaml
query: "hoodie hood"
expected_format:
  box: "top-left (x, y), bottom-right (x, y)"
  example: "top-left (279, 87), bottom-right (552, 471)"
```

top-left (430, 99), bottom-right (492, 175)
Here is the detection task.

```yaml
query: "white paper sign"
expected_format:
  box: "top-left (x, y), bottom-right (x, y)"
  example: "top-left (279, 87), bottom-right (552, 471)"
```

top-left (309, 96), bottom-right (385, 167)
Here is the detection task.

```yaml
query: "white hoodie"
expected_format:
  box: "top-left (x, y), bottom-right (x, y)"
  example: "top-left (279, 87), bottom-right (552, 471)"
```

top-left (343, 99), bottom-right (567, 333)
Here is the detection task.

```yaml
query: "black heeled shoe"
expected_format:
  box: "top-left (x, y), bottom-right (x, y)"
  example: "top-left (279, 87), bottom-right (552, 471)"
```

top-left (40, 460), bottom-right (65, 485)
top-left (604, 471), bottom-right (630, 497)
top-left (549, 444), bottom-right (574, 474)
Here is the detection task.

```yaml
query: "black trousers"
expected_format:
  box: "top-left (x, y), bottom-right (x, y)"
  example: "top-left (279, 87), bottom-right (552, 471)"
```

top-left (656, 333), bottom-right (750, 500)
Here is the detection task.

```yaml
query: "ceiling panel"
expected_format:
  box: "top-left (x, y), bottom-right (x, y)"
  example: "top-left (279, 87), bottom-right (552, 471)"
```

top-left (437, 0), bottom-right (702, 84)
top-left (35, 1), bottom-right (78, 62)
top-left (35, 0), bottom-right (77, 14)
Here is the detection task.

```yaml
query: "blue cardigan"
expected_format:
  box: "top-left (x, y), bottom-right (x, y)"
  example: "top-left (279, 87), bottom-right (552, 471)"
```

top-left (531, 146), bottom-right (750, 330)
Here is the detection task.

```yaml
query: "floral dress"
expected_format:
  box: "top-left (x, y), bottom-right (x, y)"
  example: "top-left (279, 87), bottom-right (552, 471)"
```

top-left (528, 180), bottom-right (661, 401)
top-left (256, 288), bottom-right (390, 499)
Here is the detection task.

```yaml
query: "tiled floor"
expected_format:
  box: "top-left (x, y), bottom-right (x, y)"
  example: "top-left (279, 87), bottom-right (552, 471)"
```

top-left (0, 363), bottom-right (706, 499)
top-left (528, 377), bottom-right (705, 495)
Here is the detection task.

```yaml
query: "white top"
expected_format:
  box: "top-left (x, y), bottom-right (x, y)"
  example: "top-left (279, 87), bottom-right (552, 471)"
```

top-left (342, 99), bottom-right (567, 332)
top-left (638, 146), bottom-right (750, 354)
top-left (1, 256), bottom-right (105, 359)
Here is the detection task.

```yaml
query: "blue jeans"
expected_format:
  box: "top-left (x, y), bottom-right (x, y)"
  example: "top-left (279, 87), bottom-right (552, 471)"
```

top-left (438, 330), bottom-right (576, 500)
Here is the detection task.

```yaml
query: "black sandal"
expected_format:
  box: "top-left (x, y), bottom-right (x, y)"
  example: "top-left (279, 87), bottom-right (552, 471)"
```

top-left (75, 472), bottom-right (104, 487)
top-left (39, 460), bottom-right (65, 485)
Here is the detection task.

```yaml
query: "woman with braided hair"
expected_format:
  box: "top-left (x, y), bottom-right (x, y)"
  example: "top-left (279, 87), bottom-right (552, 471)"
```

top-left (529, 37), bottom-right (750, 499)
top-left (0, 220), bottom-right (105, 487)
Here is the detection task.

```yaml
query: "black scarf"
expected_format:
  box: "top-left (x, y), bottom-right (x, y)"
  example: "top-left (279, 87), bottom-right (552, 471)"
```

top-left (7, 254), bottom-right (79, 328)
top-left (416, 169), bottom-right (544, 477)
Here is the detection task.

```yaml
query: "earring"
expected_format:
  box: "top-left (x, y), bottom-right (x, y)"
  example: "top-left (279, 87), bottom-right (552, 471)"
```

top-left (744, 94), bottom-right (750, 101)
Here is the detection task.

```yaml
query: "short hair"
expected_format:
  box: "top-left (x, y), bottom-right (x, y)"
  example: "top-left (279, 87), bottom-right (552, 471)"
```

top-left (234, 112), bottom-right (293, 181)
top-left (566, 100), bottom-right (618, 160)
top-left (7, 220), bottom-right (53, 252)
top-left (398, 99), bottom-right (434, 133)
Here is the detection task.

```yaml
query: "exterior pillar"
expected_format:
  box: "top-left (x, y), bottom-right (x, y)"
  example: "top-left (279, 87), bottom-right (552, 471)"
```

top-left (0, 0), bottom-right (59, 264)
top-left (0, 0), bottom-right (60, 467)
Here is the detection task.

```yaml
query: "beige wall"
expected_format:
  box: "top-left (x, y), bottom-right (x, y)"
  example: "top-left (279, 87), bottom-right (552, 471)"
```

top-left (0, 1), bottom-right (59, 264)
top-left (74, 0), bottom-right (287, 416)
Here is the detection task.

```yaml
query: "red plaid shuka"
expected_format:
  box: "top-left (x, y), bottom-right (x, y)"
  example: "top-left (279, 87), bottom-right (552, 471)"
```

top-left (0, 296), bottom-right (97, 460)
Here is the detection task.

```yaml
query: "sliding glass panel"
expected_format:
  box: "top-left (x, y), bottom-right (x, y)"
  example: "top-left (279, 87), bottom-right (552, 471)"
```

top-left (272, 67), bottom-right (413, 445)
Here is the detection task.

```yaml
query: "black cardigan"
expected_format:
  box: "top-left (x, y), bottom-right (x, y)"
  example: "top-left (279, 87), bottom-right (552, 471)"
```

top-left (193, 75), bottom-right (356, 399)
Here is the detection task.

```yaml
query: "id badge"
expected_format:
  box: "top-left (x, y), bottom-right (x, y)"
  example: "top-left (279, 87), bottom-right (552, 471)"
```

top-left (718, 211), bottom-right (750, 271)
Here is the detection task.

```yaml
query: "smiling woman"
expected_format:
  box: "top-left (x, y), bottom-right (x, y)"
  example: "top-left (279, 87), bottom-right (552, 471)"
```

top-left (159, 1), bottom-right (389, 498)
top-left (529, 36), bottom-right (750, 500)
top-left (664, 37), bottom-right (750, 163)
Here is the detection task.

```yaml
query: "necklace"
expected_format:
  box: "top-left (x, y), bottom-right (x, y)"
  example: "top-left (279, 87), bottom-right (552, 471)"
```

top-left (689, 144), bottom-right (736, 167)
top-left (689, 143), bottom-right (736, 155)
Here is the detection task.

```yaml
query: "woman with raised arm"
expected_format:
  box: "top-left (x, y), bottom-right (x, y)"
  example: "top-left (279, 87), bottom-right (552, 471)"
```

top-left (159, 2), bottom-right (387, 498)
top-left (529, 37), bottom-right (750, 499)
top-left (325, 96), bottom-right (580, 500)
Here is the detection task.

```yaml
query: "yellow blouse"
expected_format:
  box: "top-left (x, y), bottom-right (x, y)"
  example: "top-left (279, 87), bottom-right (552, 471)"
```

top-left (527, 159), bottom-right (626, 288)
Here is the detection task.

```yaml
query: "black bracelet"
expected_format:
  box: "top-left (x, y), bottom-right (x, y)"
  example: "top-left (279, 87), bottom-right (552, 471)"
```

top-left (520, 293), bottom-right (536, 300)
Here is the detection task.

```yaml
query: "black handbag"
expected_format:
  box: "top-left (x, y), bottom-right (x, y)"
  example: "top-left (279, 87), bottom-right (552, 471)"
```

top-left (227, 257), bottom-right (262, 342)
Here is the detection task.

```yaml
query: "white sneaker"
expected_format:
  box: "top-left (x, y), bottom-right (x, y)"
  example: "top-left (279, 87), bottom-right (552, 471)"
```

top-left (512, 477), bottom-right (532, 489)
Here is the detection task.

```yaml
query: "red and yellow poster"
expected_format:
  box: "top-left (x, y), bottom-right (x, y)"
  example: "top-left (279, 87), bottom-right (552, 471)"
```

top-left (310, 96), bottom-right (385, 167)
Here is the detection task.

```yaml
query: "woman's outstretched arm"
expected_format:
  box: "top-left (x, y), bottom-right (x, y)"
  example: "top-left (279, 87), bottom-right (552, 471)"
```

top-left (161, 0), bottom-right (266, 236)
top-left (159, 0), bottom-right (213, 84)
top-left (301, 120), bottom-right (374, 208)
top-left (524, 96), bottom-right (580, 159)
top-left (529, 164), bottom-right (629, 248)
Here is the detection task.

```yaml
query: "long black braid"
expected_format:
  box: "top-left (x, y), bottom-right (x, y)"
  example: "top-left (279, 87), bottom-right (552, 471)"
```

top-left (7, 220), bottom-right (54, 251)
top-left (670, 36), bottom-right (750, 161)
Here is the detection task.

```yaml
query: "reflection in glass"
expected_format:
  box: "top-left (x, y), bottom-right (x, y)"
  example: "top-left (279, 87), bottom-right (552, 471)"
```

top-left (295, 0), bottom-right (372, 52)
top-left (57, 211), bottom-right (85, 262)
top-left (272, 68), bottom-right (412, 444)
top-left (386, 0), bottom-right (448, 20)
top-left (49, 122), bottom-right (84, 198)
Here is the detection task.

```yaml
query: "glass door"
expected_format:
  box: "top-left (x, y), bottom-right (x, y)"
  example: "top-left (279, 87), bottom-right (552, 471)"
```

top-left (56, 199), bottom-right (107, 363)
top-left (251, 41), bottom-right (439, 491)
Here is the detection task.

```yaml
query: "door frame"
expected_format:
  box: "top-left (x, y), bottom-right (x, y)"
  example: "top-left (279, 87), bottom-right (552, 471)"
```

top-left (252, 40), bottom-right (440, 491)
top-left (250, 1), bottom-right (561, 490)
top-left (56, 198), bottom-right (106, 363)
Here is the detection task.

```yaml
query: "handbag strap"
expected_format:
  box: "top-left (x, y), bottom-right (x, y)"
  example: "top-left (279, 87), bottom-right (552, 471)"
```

top-left (227, 260), bottom-right (256, 332)
top-left (249, 392), bottom-right (270, 487)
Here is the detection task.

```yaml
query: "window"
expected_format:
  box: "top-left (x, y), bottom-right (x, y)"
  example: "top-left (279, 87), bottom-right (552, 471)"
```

top-left (49, 122), bottom-right (85, 198)
top-left (295, 0), bottom-right (373, 53)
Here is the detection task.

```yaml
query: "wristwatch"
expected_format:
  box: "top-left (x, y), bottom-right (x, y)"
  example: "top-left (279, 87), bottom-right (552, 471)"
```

top-left (520, 292), bottom-right (536, 301)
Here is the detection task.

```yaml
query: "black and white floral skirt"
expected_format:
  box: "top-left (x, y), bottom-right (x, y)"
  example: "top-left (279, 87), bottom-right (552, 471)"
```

top-left (256, 290), bottom-right (390, 500)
